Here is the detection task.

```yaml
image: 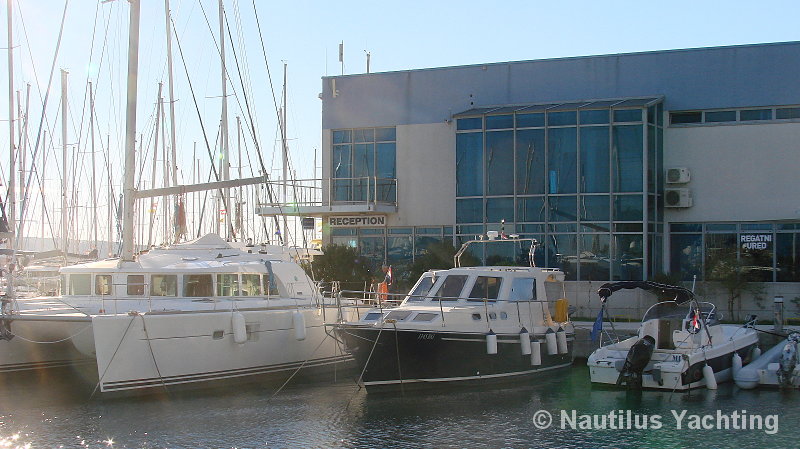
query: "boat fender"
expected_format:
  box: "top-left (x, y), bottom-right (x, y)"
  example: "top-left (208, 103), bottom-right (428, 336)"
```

top-left (486, 330), bottom-right (498, 355)
top-left (232, 312), bottom-right (247, 344)
top-left (293, 311), bottom-right (307, 341)
top-left (519, 327), bottom-right (532, 355)
top-left (556, 326), bottom-right (568, 354)
top-left (703, 364), bottom-right (718, 390)
top-left (732, 352), bottom-right (743, 377)
top-left (545, 328), bottom-right (558, 355)
top-left (531, 340), bottom-right (542, 366)
top-left (750, 346), bottom-right (762, 362)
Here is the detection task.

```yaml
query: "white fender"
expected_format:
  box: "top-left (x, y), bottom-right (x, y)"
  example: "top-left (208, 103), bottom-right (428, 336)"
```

top-left (486, 330), bottom-right (498, 355)
top-left (556, 326), bottom-right (568, 354)
top-left (545, 328), bottom-right (558, 355)
top-left (232, 312), bottom-right (247, 344)
top-left (519, 327), bottom-right (532, 356)
top-left (703, 364), bottom-right (718, 390)
top-left (732, 352), bottom-right (743, 377)
top-left (531, 340), bottom-right (542, 366)
top-left (293, 310), bottom-right (307, 341)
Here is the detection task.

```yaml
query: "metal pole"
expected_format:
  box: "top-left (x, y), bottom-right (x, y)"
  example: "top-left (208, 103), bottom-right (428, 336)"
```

top-left (90, 82), bottom-right (98, 252)
top-left (7, 0), bottom-right (16, 298)
top-left (122, 0), bottom-right (141, 261)
top-left (281, 62), bottom-right (289, 246)
top-left (219, 0), bottom-right (230, 239)
top-left (61, 69), bottom-right (68, 260)
top-left (774, 295), bottom-right (784, 333)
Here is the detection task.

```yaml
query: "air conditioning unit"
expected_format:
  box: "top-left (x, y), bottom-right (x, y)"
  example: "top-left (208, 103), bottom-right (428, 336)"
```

top-left (664, 188), bottom-right (693, 208)
top-left (666, 167), bottom-right (691, 184)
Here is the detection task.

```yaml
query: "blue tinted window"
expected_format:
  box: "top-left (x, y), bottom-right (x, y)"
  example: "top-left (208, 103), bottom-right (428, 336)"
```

top-left (486, 197), bottom-right (514, 223)
top-left (670, 112), bottom-right (702, 124)
top-left (375, 127), bottom-right (396, 141)
top-left (456, 133), bottom-right (483, 196)
top-left (457, 117), bottom-right (482, 130)
top-left (456, 199), bottom-right (483, 223)
top-left (613, 195), bottom-right (643, 221)
top-left (614, 234), bottom-right (643, 280)
top-left (614, 109), bottom-right (642, 122)
top-left (548, 111), bottom-right (577, 126)
top-left (516, 113), bottom-right (545, 128)
top-left (671, 223), bottom-right (702, 232)
top-left (580, 127), bottom-right (610, 193)
top-left (548, 196), bottom-right (577, 222)
top-left (548, 127), bottom-right (577, 194)
top-left (552, 234), bottom-right (578, 280)
top-left (580, 233), bottom-right (610, 281)
top-left (486, 131), bottom-right (514, 195)
top-left (777, 108), bottom-right (800, 119)
top-left (332, 144), bottom-right (352, 201)
top-left (517, 196), bottom-right (545, 222)
top-left (353, 129), bottom-right (374, 143)
top-left (705, 110), bottom-right (736, 122)
top-left (580, 110), bottom-right (609, 125)
top-left (740, 109), bottom-right (773, 121)
top-left (516, 129), bottom-right (545, 195)
top-left (352, 143), bottom-right (374, 201)
top-left (612, 125), bottom-right (643, 192)
top-left (580, 195), bottom-right (609, 221)
top-left (485, 114), bottom-right (513, 130)
top-left (376, 142), bottom-right (396, 201)
top-left (333, 130), bottom-right (352, 144)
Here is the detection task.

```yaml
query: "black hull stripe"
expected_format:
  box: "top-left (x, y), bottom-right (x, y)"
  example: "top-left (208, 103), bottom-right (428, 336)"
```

top-left (101, 354), bottom-right (353, 392)
top-left (0, 358), bottom-right (95, 372)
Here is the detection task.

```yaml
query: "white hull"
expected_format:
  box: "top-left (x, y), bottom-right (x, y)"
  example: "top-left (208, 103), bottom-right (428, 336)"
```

top-left (588, 326), bottom-right (759, 390)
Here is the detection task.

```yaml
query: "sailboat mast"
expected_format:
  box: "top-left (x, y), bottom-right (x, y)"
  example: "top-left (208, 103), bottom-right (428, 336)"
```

top-left (6, 0), bottom-right (15, 297)
top-left (148, 82), bottom-right (163, 248)
top-left (218, 0), bottom-right (230, 240)
top-left (164, 0), bottom-right (178, 188)
top-left (90, 81), bottom-right (98, 252)
top-left (281, 62), bottom-right (288, 247)
top-left (121, 0), bottom-right (141, 261)
top-left (60, 69), bottom-right (68, 261)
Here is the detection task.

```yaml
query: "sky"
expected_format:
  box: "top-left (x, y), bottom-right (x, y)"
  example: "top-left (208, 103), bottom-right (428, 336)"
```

top-left (1, 0), bottom-right (800, 248)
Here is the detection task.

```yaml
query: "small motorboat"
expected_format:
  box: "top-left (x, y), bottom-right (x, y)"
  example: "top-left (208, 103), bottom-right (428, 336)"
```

top-left (587, 281), bottom-right (759, 390)
top-left (335, 233), bottom-right (574, 390)
top-left (735, 331), bottom-right (800, 389)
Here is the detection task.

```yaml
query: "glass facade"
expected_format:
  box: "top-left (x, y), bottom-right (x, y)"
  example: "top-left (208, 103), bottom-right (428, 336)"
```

top-left (455, 98), bottom-right (664, 281)
top-left (332, 127), bottom-right (396, 202)
top-left (670, 222), bottom-right (800, 282)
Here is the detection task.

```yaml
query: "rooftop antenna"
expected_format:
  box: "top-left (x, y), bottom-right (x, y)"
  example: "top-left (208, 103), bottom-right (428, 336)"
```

top-left (364, 50), bottom-right (370, 74)
top-left (338, 41), bottom-right (344, 75)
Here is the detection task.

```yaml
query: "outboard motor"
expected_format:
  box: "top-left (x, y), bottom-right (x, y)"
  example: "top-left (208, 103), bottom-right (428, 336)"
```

top-left (0, 296), bottom-right (13, 341)
top-left (617, 335), bottom-right (656, 388)
top-left (778, 332), bottom-right (800, 388)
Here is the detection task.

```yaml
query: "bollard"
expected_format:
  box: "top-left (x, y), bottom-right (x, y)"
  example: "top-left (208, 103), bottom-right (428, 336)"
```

top-left (774, 296), bottom-right (784, 333)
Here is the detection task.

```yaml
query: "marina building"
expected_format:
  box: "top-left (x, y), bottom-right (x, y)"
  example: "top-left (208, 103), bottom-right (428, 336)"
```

top-left (259, 42), bottom-right (800, 289)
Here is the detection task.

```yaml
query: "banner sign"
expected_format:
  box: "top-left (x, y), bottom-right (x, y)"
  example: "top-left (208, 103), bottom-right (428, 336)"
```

top-left (328, 215), bottom-right (386, 227)
top-left (740, 233), bottom-right (772, 251)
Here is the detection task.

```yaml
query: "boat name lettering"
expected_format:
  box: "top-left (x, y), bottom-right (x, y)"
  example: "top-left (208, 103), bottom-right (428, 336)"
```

top-left (417, 333), bottom-right (435, 340)
top-left (328, 216), bottom-right (386, 227)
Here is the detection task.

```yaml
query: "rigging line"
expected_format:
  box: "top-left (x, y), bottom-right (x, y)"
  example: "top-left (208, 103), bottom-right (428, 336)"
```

top-left (14, 0), bottom-right (70, 251)
top-left (170, 15), bottom-right (235, 240)
top-left (222, 14), bottom-right (278, 240)
top-left (90, 313), bottom-right (138, 400)
top-left (269, 327), bottom-right (332, 400)
top-left (140, 314), bottom-right (170, 394)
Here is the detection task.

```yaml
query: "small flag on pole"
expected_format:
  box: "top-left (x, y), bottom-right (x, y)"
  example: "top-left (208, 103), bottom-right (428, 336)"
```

top-left (590, 307), bottom-right (604, 342)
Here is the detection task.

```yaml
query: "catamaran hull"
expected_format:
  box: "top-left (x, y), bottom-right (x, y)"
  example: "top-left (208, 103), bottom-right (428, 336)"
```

top-left (337, 326), bottom-right (573, 389)
top-left (92, 307), bottom-right (354, 393)
top-left (0, 317), bottom-right (95, 372)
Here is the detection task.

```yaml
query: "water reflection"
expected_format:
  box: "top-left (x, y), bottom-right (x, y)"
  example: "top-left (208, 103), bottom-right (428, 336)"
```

top-left (1, 366), bottom-right (798, 448)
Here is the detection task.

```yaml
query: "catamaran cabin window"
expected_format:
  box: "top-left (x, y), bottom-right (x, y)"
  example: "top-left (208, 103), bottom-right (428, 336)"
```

top-left (95, 274), bottom-right (112, 295)
top-left (184, 274), bottom-right (213, 297)
top-left (407, 274), bottom-right (434, 301)
top-left (216, 274), bottom-right (239, 296)
top-left (69, 274), bottom-right (91, 295)
top-left (151, 274), bottom-right (177, 296)
top-left (468, 276), bottom-right (503, 301)
top-left (433, 275), bottom-right (468, 301)
top-left (240, 274), bottom-right (261, 296)
top-left (508, 278), bottom-right (536, 301)
top-left (127, 275), bottom-right (145, 296)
